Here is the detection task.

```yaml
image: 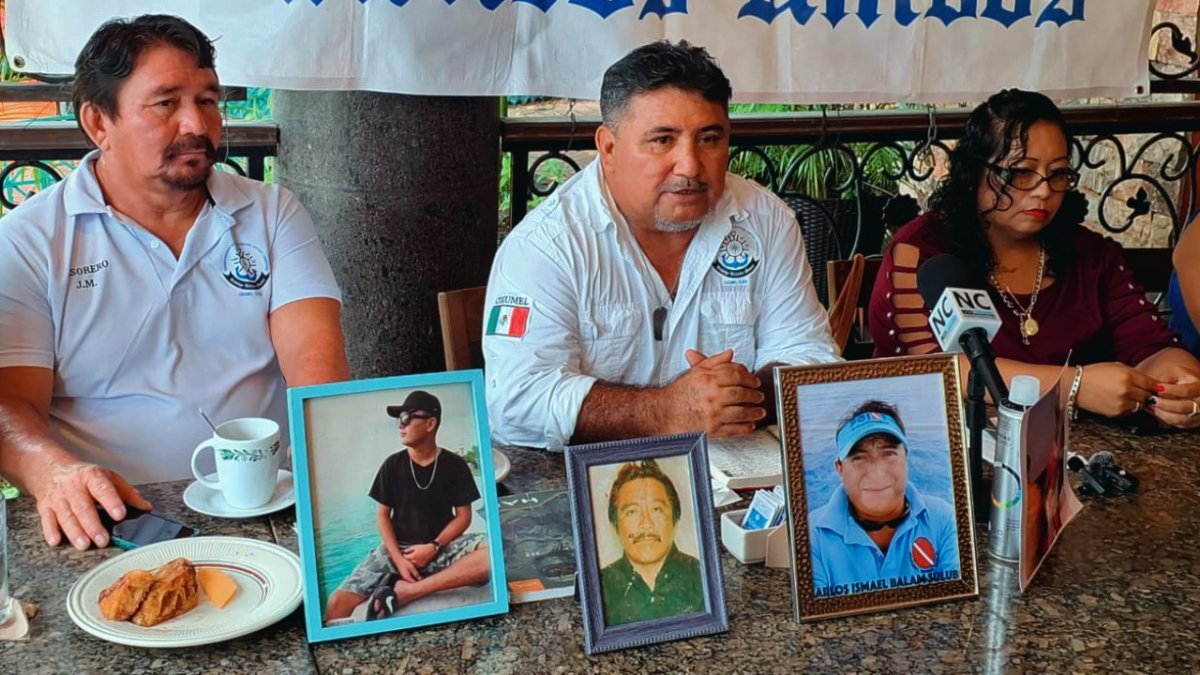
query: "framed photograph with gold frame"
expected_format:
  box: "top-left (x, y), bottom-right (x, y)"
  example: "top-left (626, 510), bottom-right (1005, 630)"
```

top-left (776, 354), bottom-right (979, 621)
top-left (565, 432), bottom-right (728, 654)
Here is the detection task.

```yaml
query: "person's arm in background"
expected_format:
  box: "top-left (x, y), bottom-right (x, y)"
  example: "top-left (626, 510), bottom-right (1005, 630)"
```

top-left (0, 222), bottom-right (149, 549)
top-left (0, 367), bottom-right (152, 550)
top-left (744, 202), bottom-right (842, 424)
top-left (267, 189), bottom-right (349, 387)
top-left (269, 298), bottom-right (349, 386)
top-left (1172, 216), bottom-right (1200, 350)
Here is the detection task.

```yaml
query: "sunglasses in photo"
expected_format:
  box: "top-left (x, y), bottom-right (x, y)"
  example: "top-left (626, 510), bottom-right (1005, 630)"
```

top-left (396, 412), bottom-right (435, 427)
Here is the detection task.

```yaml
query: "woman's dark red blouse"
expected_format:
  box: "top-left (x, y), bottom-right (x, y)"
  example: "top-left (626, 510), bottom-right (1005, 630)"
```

top-left (869, 212), bottom-right (1180, 366)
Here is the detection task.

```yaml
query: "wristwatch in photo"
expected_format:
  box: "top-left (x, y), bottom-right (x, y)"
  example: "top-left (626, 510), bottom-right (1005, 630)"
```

top-left (430, 539), bottom-right (443, 553)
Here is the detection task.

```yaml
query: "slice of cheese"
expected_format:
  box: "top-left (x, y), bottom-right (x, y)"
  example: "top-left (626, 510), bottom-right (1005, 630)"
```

top-left (197, 568), bottom-right (238, 609)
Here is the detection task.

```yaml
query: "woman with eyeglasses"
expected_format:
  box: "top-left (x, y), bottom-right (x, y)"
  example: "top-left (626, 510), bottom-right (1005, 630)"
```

top-left (870, 89), bottom-right (1200, 427)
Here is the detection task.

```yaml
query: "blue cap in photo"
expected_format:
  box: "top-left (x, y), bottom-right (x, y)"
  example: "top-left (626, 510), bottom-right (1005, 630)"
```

top-left (835, 411), bottom-right (907, 461)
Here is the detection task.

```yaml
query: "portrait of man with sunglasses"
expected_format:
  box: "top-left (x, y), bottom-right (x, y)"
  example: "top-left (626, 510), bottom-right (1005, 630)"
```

top-left (324, 390), bottom-right (491, 624)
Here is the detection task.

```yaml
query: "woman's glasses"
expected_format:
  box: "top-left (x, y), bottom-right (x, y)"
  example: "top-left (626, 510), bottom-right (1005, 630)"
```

top-left (986, 163), bottom-right (1079, 192)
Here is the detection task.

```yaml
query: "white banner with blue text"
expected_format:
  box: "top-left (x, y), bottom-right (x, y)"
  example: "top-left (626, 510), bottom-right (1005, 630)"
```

top-left (5, 1), bottom-right (1155, 103)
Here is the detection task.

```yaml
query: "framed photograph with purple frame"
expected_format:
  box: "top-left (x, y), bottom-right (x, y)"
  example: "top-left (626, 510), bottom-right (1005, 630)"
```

top-left (565, 432), bottom-right (728, 655)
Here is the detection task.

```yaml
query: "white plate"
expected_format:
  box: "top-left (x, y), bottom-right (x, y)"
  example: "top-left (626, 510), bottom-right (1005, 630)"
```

top-left (493, 449), bottom-right (511, 483)
top-left (67, 536), bottom-right (302, 648)
top-left (183, 470), bottom-right (295, 518)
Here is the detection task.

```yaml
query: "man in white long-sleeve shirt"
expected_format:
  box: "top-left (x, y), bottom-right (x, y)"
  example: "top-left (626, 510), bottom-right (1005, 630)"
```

top-left (483, 40), bottom-right (839, 450)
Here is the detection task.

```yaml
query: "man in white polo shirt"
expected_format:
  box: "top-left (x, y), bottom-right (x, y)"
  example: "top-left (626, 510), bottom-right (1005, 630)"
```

top-left (483, 41), bottom-right (839, 450)
top-left (0, 15), bottom-right (349, 549)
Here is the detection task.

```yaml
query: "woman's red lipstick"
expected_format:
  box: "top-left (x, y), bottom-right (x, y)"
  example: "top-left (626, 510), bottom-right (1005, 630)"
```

top-left (1024, 208), bottom-right (1049, 220)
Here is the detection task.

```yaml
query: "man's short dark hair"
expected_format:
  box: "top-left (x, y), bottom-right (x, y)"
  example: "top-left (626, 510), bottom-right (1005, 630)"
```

top-left (607, 459), bottom-right (682, 527)
top-left (72, 15), bottom-right (216, 141)
top-left (599, 40), bottom-right (731, 129)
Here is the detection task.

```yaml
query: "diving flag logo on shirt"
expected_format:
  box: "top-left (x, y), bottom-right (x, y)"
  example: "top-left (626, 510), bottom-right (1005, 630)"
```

top-left (911, 537), bottom-right (937, 571)
top-left (487, 304), bottom-right (530, 338)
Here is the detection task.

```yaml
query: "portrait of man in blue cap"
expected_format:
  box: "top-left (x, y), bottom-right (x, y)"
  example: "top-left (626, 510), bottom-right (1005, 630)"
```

top-left (807, 400), bottom-right (960, 596)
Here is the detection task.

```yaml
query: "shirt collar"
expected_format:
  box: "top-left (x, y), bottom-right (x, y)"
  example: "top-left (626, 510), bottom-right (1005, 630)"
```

top-left (814, 482), bottom-right (930, 542)
top-left (64, 149), bottom-right (254, 219)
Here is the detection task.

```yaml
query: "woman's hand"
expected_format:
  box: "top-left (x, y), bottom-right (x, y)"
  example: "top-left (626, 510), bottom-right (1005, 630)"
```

top-left (1075, 362), bottom-right (1159, 417)
top-left (1148, 373), bottom-right (1200, 428)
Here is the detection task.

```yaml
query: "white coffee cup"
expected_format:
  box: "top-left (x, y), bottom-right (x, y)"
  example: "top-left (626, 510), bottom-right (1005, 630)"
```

top-left (191, 417), bottom-right (282, 509)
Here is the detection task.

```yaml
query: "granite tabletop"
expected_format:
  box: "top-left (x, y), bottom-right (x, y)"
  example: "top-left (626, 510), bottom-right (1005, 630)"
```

top-left (2, 425), bottom-right (1199, 674)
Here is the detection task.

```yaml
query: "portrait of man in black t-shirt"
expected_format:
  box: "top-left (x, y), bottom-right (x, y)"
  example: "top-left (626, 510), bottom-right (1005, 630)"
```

top-left (324, 390), bottom-right (490, 623)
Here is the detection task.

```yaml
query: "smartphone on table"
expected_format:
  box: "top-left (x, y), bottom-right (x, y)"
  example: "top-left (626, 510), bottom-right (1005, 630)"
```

top-left (98, 506), bottom-right (200, 550)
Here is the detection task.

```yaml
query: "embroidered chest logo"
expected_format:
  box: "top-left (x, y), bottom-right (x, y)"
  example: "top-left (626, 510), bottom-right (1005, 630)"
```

top-left (911, 537), bottom-right (936, 570)
top-left (222, 243), bottom-right (271, 290)
top-left (712, 227), bottom-right (761, 279)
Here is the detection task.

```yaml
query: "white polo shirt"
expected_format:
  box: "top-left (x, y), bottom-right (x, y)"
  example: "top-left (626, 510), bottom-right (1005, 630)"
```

top-left (0, 152), bottom-right (341, 483)
top-left (483, 161), bottom-right (840, 450)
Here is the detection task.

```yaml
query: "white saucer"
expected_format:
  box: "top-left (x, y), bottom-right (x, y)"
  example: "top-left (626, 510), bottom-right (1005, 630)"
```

top-left (493, 448), bottom-right (511, 483)
top-left (183, 469), bottom-right (295, 518)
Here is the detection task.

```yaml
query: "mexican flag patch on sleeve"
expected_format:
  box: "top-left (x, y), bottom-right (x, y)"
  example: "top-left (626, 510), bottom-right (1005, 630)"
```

top-left (487, 301), bottom-right (531, 338)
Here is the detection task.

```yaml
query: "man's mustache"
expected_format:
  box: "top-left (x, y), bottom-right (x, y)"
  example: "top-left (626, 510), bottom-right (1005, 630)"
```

top-left (659, 178), bottom-right (708, 194)
top-left (164, 136), bottom-right (217, 161)
top-left (629, 533), bottom-right (662, 544)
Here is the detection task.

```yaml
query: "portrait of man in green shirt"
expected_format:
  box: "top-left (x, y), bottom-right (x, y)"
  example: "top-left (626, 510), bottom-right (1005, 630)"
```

top-left (598, 458), bottom-right (705, 626)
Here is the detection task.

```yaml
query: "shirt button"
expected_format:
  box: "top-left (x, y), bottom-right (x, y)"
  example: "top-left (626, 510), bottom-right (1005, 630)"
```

top-left (889, 329), bottom-right (896, 336)
top-left (1139, 300), bottom-right (1146, 306)
top-left (1127, 283), bottom-right (1134, 290)
top-left (1152, 315), bottom-right (1159, 321)
top-left (887, 312), bottom-right (894, 319)
top-left (1119, 265), bottom-right (1126, 272)
top-left (886, 292), bottom-right (893, 300)
top-left (150, 240), bottom-right (160, 250)
top-left (895, 347), bottom-right (902, 354)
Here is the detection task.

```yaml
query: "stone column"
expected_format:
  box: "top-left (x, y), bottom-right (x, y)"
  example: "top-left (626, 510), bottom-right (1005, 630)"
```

top-left (275, 92), bottom-right (500, 377)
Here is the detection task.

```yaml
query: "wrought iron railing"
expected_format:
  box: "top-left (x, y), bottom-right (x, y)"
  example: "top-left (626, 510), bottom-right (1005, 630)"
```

top-left (502, 102), bottom-right (1200, 301)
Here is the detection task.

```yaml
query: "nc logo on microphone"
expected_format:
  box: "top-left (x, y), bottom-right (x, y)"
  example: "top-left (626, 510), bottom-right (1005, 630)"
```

top-left (929, 287), bottom-right (1002, 349)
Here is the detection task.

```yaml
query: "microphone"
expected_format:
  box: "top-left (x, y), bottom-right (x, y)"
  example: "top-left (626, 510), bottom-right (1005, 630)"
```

top-left (916, 254), bottom-right (1009, 405)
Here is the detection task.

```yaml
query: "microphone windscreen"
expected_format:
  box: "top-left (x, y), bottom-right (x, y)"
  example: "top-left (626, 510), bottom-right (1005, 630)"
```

top-left (1088, 451), bottom-right (1115, 470)
top-left (916, 254), bottom-right (978, 308)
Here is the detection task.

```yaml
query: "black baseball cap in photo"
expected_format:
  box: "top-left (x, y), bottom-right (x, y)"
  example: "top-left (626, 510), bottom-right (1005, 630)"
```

top-left (386, 389), bottom-right (444, 420)
top-left (386, 390), bottom-right (442, 421)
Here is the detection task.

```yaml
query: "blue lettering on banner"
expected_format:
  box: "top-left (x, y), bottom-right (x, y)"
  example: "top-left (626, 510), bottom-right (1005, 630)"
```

top-left (738, 0), bottom-right (817, 26)
top-left (569, 0), bottom-right (635, 18)
top-left (639, 0), bottom-right (688, 19)
top-left (981, 0), bottom-right (1032, 27)
top-left (279, 0), bottom-right (1086, 27)
top-left (1037, 0), bottom-right (1085, 27)
top-left (822, 0), bottom-right (882, 28)
top-left (926, 0), bottom-right (977, 26)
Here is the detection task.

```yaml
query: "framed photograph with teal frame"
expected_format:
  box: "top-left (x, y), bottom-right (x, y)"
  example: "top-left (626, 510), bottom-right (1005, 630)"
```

top-left (287, 369), bottom-right (508, 642)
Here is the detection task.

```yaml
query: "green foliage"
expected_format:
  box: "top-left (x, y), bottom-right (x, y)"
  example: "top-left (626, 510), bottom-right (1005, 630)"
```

top-left (728, 103), bottom-right (905, 200)
top-left (461, 444), bottom-right (481, 475)
top-left (223, 87), bottom-right (273, 121)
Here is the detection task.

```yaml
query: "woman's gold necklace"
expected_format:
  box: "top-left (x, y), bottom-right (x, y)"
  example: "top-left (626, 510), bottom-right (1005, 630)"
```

top-left (988, 246), bottom-right (1045, 345)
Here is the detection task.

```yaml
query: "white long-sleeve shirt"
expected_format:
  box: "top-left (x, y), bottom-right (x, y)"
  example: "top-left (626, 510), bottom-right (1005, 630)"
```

top-left (483, 161), bottom-right (839, 449)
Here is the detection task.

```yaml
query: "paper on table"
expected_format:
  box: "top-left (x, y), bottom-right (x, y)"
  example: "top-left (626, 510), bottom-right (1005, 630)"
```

top-left (708, 426), bottom-right (783, 489)
top-left (0, 599), bottom-right (36, 641)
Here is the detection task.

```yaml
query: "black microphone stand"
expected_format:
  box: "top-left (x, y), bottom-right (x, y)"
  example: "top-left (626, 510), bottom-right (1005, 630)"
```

top-left (959, 328), bottom-right (1009, 524)
top-left (966, 369), bottom-right (989, 523)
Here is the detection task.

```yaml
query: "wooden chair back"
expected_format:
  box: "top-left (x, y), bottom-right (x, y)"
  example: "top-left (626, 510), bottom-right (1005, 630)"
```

top-left (437, 286), bottom-right (488, 371)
